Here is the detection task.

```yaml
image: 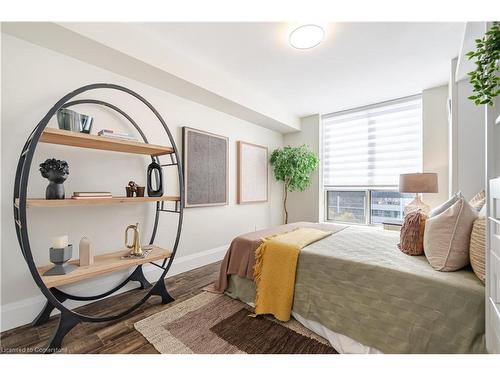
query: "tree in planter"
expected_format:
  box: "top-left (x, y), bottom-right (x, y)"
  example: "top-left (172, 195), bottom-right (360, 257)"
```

top-left (270, 145), bottom-right (319, 224)
top-left (466, 21), bottom-right (500, 106)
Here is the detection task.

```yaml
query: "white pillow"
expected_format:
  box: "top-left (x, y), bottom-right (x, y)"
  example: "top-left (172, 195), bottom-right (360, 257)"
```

top-left (428, 191), bottom-right (462, 218)
top-left (424, 195), bottom-right (478, 271)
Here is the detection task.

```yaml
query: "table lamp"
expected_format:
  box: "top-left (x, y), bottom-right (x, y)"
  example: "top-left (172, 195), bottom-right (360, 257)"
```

top-left (399, 173), bottom-right (438, 215)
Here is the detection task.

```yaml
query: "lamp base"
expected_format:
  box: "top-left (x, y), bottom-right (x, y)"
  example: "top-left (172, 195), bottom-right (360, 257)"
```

top-left (404, 195), bottom-right (430, 216)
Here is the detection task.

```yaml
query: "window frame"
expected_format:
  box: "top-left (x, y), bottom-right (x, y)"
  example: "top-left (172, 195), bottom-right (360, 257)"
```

top-left (324, 186), bottom-right (413, 226)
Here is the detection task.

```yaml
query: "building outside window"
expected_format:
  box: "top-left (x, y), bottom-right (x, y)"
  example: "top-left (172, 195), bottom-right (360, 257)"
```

top-left (322, 95), bottom-right (422, 225)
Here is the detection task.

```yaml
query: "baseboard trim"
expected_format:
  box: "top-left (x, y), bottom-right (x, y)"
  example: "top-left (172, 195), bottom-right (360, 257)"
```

top-left (0, 245), bottom-right (227, 332)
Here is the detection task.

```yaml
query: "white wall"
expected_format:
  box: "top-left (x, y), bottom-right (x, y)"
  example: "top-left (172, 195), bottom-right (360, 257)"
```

top-left (456, 78), bottom-right (485, 199)
top-left (0, 33), bottom-right (283, 330)
top-left (283, 115), bottom-right (322, 223)
top-left (422, 85), bottom-right (450, 208)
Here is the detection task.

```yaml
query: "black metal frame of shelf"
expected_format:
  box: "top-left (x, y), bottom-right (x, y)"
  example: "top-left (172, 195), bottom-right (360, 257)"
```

top-left (12, 83), bottom-right (184, 352)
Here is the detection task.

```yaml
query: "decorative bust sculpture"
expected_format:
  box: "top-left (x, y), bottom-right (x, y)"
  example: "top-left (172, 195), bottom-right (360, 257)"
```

top-left (39, 158), bottom-right (69, 199)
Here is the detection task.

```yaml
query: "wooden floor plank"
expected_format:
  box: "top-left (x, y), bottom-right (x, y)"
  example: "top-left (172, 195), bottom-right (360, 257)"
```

top-left (0, 261), bottom-right (221, 354)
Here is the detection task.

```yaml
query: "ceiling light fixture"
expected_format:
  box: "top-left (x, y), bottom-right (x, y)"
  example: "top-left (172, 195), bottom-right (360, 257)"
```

top-left (289, 24), bottom-right (325, 50)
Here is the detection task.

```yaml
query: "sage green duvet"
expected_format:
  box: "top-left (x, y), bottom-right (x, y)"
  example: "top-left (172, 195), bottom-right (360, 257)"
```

top-left (226, 226), bottom-right (485, 353)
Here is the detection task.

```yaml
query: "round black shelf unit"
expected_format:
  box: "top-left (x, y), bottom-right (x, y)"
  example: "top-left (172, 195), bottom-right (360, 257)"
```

top-left (13, 83), bottom-right (184, 352)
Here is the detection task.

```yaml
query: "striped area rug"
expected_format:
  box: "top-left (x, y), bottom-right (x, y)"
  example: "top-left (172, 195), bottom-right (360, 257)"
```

top-left (134, 291), bottom-right (337, 354)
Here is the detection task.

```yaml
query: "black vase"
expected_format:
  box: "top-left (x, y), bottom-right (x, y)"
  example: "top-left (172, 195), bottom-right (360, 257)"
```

top-left (147, 161), bottom-right (163, 197)
top-left (46, 181), bottom-right (65, 199)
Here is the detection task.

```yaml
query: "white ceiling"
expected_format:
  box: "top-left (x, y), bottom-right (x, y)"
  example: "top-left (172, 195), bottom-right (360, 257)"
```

top-left (60, 22), bottom-right (464, 124)
top-left (131, 22), bottom-right (465, 117)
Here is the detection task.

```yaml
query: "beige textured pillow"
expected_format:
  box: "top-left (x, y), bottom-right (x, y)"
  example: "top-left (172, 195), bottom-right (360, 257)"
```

top-left (423, 197), bottom-right (478, 271)
top-left (469, 190), bottom-right (486, 212)
top-left (470, 217), bottom-right (486, 283)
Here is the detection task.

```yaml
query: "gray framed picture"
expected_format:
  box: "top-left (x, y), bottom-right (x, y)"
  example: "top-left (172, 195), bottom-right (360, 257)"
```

top-left (182, 127), bottom-right (229, 207)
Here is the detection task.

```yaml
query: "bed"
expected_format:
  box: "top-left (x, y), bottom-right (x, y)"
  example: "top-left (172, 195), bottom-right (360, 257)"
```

top-left (214, 222), bottom-right (486, 354)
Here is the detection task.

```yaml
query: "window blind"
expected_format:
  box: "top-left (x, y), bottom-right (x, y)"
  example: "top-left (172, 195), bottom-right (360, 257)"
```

top-left (322, 95), bottom-right (422, 187)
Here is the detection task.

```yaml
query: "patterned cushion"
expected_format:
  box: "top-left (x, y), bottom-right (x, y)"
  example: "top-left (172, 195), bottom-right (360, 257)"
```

top-left (469, 190), bottom-right (486, 212)
top-left (398, 210), bottom-right (427, 256)
top-left (469, 217), bottom-right (486, 283)
top-left (424, 196), bottom-right (478, 271)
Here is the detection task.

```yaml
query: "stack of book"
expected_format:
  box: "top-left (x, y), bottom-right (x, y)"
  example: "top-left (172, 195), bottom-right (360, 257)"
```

top-left (72, 192), bottom-right (113, 200)
top-left (97, 129), bottom-right (136, 141)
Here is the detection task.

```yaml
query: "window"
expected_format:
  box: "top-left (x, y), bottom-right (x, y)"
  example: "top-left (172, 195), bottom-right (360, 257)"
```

top-left (322, 95), bottom-right (422, 225)
top-left (325, 189), bottom-right (414, 225)
top-left (370, 190), bottom-right (414, 224)
top-left (326, 191), bottom-right (366, 224)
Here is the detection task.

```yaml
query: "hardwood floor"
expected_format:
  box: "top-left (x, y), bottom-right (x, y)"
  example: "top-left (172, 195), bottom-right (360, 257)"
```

top-left (0, 261), bottom-right (221, 354)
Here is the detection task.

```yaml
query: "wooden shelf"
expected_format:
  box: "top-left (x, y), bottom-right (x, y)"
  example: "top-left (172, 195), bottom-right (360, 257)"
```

top-left (38, 246), bottom-right (172, 288)
top-left (20, 196), bottom-right (180, 208)
top-left (40, 128), bottom-right (174, 156)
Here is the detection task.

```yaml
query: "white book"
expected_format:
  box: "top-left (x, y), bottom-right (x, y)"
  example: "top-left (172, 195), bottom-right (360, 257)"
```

top-left (99, 133), bottom-right (137, 141)
top-left (72, 196), bottom-right (112, 200)
top-left (98, 129), bottom-right (134, 137)
top-left (73, 192), bottom-right (112, 197)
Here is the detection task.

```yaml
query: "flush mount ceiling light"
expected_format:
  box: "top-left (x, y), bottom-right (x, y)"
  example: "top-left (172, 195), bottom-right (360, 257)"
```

top-left (289, 24), bottom-right (325, 49)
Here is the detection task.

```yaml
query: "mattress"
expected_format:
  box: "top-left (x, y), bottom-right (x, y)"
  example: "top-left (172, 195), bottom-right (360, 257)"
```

top-left (225, 226), bottom-right (486, 354)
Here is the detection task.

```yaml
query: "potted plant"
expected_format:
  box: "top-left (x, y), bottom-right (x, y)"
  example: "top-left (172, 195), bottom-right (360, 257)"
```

top-left (270, 145), bottom-right (319, 224)
top-left (466, 22), bottom-right (499, 106)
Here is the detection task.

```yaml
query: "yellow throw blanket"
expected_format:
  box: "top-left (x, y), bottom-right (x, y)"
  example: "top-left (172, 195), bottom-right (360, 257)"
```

top-left (253, 227), bottom-right (333, 321)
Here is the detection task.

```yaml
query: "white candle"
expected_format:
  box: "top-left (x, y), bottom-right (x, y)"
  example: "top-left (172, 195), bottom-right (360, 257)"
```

top-left (52, 235), bottom-right (68, 249)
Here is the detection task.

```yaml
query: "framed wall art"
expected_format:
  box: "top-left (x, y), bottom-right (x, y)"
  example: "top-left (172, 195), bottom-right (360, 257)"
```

top-left (182, 127), bottom-right (229, 207)
top-left (237, 141), bottom-right (268, 204)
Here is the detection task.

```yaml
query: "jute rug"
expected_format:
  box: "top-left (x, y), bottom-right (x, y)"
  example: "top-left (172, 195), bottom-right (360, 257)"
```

top-left (134, 291), bottom-right (337, 354)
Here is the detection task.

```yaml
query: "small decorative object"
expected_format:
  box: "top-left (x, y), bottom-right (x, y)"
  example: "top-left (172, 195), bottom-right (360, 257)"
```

top-left (136, 186), bottom-right (145, 197)
top-left (399, 173), bottom-right (438, 216)
top-left (270, 145), bottom-right (319, 224)
top-left (57, 108), bottom-right (93, 133)
top-left (43, 243), bottom-right (77, 276)
top-left (466, 21), bottom-right (499, 107)
top-left (125, 222), bottom-right (143, 257)
top-left (39, 158), bottom-right (69, 199)
top-left (183, 127), bottom-right (229, 207)
top-left (147, 161), bottom-right (164, 197)
top-left (79, 237), bottom-right (94, 266)
top-left (125, 181), bottom-right (145, 197)
top-left (121, 245), bottom-right (153, 260)
top-left (126, 181), bottom-right (138, 197)
top-left (52, 235), bottom-right (69, 249)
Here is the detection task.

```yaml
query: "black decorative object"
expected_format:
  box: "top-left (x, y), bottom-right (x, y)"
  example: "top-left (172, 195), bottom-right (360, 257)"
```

top-left (13, 83), bottom-right (183, 352)
top-left (125, 180), bottom-right (145, 197)
top-left (43, 245), bottom-right (77, 276)
top-left (39, 158), bottom-right (69, 199)
top-left (147, 161), bottom-right (164, 197)
top-left (126, 180), bottom-right (138, 197)
top-left (57, 108), bottom-right (93, 133)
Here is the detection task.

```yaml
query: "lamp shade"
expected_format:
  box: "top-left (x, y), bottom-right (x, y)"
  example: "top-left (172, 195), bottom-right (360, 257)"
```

top-left (399, 173), bottom-right (438, 193)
